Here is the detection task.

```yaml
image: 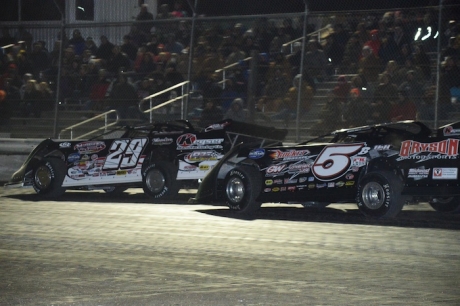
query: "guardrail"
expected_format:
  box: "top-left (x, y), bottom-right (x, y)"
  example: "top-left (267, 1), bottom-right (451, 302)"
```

top-left (58, 110), bottom-right (119, 140)
top-left (215, 57), bottom-right (252, 89)
top-left (139, 81), bottom-right (190, 123)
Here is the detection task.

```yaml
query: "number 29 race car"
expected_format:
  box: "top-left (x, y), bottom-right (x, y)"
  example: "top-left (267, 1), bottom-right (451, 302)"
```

top-left (5, 119), bottom-right (286, 199)
top-left (191, 120), bottom-right (460, 219)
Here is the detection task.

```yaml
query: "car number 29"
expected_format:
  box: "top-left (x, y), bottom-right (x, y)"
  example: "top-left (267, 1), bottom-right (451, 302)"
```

top-left (103, 138), bottom-right (148, 170)
top-left (312, 143), bottom-right (365, 180)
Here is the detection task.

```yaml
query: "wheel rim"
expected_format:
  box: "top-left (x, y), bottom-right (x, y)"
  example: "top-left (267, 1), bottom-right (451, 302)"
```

top-left (362, 182), bottom-right (385, 210)
top-left (34, 165), bottom-right (52, 190)
top-left (432, 197), bottom-right (454, 204)
top-left (226, 177), bottom-right (245, 203)
top-left (146, 168), bottom-right (165, 193)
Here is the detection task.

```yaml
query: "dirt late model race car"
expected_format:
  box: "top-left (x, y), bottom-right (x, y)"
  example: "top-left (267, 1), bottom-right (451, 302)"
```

top-left (5, 119), bottom-right (286, 199)
top-left (191, 120), bottom-right (460, 219)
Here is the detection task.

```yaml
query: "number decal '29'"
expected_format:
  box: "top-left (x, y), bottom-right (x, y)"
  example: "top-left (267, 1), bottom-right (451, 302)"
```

top-left (103, 138), bottom-right (148, 170)
top-left (312, 143), bottom-right (364, 180)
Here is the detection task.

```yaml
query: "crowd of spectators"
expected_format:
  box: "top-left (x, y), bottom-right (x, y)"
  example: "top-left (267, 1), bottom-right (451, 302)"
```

top-left (0, 3), bottom-right (460, 132)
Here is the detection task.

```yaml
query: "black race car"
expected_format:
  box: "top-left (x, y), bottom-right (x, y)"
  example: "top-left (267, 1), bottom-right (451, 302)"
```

top-left (5, 119), bottom-right (286, 199)
top-left (191, 120), bottom-right (460, 219)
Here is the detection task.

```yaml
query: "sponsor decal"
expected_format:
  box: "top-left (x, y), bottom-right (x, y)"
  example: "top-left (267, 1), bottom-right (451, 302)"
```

top-left (184, 151), bottom-right (220, 163)
top-left (308, 177), bottom-right (315, 182)
top-left (269, 149), bottom-right (311, 161)
top-left (345, 173), bottom-right (354, 180)
top-left (288, 186), bottom-right (296, 192)
top-left (399, 139), bottom-right (459, 159)
top-left (299, 177), bottom-right (307, 183)
top-left (374, 144), bottom-right (391, 150)
top-left (316, 183), bottom-right (326, 188)
top-left (176, 133), bottom-right (224, 150)
top-left (280, 187), bottom-right (287, 192)
top-left (351, 156), bottom-right (367, 167)
top-left (265, 179), bottom-right (273, 185)
top-left (443, 126), bottom-right (460, 136)
top-left (433, 168), bottom-right (458, 180)
top-left (284, 178), bottom-right (298, 184)
top-left (273, 179), bottom-right (283, 184)
top-left (152, 137), bottom-right (173, 145)
top-left (74, 141), bottom-right (106, 154)
top-left (204, 121), bottom-right (230, 132)
top-left (265, 164), bottom-right (287, 176)
top-left (264, 188), bottom-right (271, 192)
top-left (116, 170), bottom-right (127, 175)
top-left (183, 165), bottom-right (197, 170)
top-left (272, 187), bottom-right (280, 192)
top-left (199, 164), bottom-right (210, 171)
top-left (407, 168), bottom-right (430, 179)
top-left (335, 181), bottom-right (345, 187)
top-left (327, 182), bottom-right (335, 188)
top-left (345, 181), bottom-right (355, 186)
top-left (288, 162), bottom-right (311, 173)
top-left (59, 142), bottom-right (71, 148)
top-left (248, 148), bottom-right (265, 159)
top-left (67, 153), bottom-right (80, 163)
top-left (308, 183), bottom-right (316, 189)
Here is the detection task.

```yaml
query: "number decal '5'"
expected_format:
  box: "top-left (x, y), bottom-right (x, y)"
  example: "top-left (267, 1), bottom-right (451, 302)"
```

top-left (103, 138), bottom-right (148, 170)
top-left (312, 143), bottom-right (364, 180)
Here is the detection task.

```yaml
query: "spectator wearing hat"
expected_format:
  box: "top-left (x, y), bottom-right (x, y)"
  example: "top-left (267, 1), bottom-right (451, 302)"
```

top-left (390, 88), bottom-right (417, 122)
top-left (364, 29), bottom-right (382, 57)
top-left (224, 98), bottom-right (247, 122)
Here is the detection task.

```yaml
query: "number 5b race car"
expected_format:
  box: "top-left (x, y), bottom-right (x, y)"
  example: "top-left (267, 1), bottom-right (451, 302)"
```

top-left (4, 119), bottom-right (286, 199)
top-left (191, 120), bottom-right (460, 219)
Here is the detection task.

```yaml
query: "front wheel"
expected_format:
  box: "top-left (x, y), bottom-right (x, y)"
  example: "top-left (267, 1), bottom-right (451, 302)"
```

top-left (429, 197), bottom-right (460, 213)
top-left (357, 171), bottom-right (405, 219)
top-left (142, 162), bottom-right (179, 200)
top-left (224, 166), bottom-right (262, 215)
top-left (32, 158), bottom-right (66, 198)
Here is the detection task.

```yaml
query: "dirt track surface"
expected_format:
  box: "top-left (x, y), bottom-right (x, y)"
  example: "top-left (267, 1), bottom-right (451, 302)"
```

top-left (1, 187), bottom-right (459, 306)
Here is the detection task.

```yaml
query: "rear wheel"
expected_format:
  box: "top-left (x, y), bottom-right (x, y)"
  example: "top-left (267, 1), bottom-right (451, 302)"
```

top-left (357, 171), bottom-right (405, 219)
top-left (224, 166), bottom-right (262, 215)
top-left (429, 197), bottom-right (460, 213)
top-left (32, 158), bottom-right (66, 198)
top-left (142, 162), bottom-right (179, 200)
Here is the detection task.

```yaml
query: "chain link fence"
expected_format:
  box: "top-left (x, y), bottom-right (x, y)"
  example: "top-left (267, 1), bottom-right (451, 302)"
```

top-left (0, 4), bottom-right (459, 142)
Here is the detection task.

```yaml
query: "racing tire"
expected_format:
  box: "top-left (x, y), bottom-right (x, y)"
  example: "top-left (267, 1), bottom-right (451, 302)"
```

top-left (142, 162), bottom-right (179, 200)
top-left (32, 158), bottom-right (66, 198)
top-left (224, 166), bottom-right (262, 215)
top-left (428, 197), bottom-right (460, 213)
top-left (357, 171), bottom-right (405, 219)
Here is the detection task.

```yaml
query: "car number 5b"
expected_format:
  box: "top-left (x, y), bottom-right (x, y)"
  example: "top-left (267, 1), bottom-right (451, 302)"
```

top-left (312, 143), bottom-right (364, 180)
top-left (103, 138), bottom-right (148, 170)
